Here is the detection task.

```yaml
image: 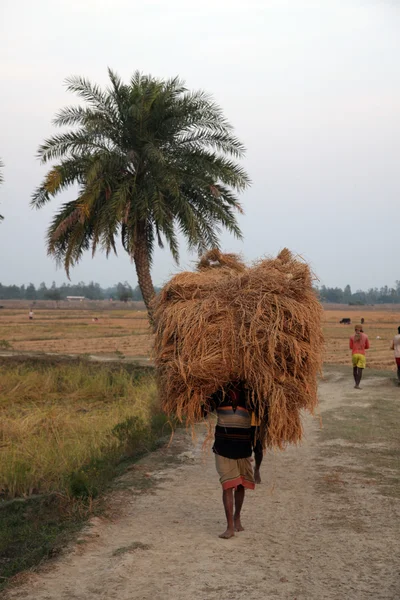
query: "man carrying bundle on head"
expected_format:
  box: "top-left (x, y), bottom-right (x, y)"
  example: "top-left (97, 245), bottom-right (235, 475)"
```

top-left (204, 381), bottom-right (262, 539)
top-left (154, 248), bottom-right (324, 536)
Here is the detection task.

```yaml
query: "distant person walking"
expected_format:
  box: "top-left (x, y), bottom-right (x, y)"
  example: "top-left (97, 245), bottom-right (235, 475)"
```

top-left (349, 325), bottom-right (370, 389)
top-left (390, 326), bottom-right (400, 385)
top-left (28, 310), bottom-right (34, 321)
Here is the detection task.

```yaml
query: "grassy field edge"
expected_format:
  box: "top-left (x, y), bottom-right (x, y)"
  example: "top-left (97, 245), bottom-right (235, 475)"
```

top-left (0, 358), bottom-right (175, 591)
top-left (0, 423), bottom-right (173, 592)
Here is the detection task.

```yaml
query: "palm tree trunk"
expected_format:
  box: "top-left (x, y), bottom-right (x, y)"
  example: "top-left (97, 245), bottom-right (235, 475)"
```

top-left (133, 230), bottom-right (156, 322)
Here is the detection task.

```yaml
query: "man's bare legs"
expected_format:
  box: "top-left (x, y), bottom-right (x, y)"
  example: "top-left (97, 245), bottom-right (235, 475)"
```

top-left (353, 367), bottom-right (363, 389)
top-left (253, 441), bottom-right (263, 484)
top-left (219, 485), bottom-right (246, 538)
top-left (234, 485), bottom-right (245, 531)
top-left (220, 488), bottom-right (235, 538)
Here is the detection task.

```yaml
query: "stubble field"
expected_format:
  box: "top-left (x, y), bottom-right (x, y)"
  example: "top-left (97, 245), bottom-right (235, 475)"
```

top-left (0, 306), bottom-right (152, 360)
top-left (0, 303), bottom-right (399, 370)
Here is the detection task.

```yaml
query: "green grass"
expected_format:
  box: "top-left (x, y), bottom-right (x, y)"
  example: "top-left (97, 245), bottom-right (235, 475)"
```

top-left (0, 495), bottom-right (86, 588)
top-left (0, 339), bottom-right (12, 350)
top-left (112, 542), bottom-right (151, 556)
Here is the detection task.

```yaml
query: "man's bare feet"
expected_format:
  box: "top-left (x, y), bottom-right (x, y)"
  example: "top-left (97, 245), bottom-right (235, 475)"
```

top-left (254, 468), bottom-right (261, 484)
top-left (219, 528), bottom-right (235, 539)
top-left (234, 517), bottom-right (244, 532)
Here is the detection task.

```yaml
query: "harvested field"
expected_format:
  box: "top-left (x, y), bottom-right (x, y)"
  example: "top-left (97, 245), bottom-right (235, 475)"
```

top-left (0, 308), bottom-right (151, 359)
top-left (0, 303), bottom-right (399, 370)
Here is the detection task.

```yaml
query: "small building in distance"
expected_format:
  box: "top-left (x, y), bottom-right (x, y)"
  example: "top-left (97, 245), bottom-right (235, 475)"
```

top-left (66, 296), bottom-right (85, 302)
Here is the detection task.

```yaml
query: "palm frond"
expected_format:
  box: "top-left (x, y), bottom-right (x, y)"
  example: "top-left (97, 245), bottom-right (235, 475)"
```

top-left (64, 76), bottom-right (111, 111)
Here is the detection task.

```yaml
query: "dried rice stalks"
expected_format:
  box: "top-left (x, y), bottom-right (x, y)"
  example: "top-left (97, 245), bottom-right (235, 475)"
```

top-left (153, 249), bottom-right (323, 449)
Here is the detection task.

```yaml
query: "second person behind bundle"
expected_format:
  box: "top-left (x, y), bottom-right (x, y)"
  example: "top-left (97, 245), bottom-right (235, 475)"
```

top-left (349, 324), bottom-right (370, 389)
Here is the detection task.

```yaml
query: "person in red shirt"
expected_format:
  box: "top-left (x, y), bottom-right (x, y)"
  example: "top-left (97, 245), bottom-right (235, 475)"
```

top-left (349, 325), bottom-right (370, 389)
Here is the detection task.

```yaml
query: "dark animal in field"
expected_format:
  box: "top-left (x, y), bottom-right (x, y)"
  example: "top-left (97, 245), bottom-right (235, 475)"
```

top-left (340, 318), bottom-right (351, 324)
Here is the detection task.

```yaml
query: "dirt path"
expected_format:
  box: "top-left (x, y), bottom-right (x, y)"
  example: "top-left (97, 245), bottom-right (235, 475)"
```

top-left (6, 372), bottom-right (400, 600)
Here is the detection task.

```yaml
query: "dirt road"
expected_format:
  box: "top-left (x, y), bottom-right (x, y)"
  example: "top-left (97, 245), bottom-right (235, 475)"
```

top-left (6, 371), bottom-right (400, 600)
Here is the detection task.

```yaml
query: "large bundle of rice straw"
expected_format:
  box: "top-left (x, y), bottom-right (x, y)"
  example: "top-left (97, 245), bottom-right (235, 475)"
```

top-left (153, 248), bottom-right (323, 449)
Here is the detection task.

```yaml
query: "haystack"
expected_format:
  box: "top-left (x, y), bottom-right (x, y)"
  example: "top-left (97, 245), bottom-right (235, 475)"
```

top-left (153, 248), bottom-right (323, 449)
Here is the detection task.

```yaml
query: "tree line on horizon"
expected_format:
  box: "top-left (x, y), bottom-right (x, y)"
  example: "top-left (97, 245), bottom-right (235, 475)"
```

top-left (1, 281), bottom-right (400, 305)
top-left (316, 283), bottom-right (400, 305)
top-left (0, 281), bottom-right (161, 303)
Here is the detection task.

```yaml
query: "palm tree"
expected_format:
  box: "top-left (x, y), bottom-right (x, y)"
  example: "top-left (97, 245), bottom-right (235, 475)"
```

top-left (32, 69), bottom-right (250, 315)
top-left (0, 159), bottom-right (4, 221)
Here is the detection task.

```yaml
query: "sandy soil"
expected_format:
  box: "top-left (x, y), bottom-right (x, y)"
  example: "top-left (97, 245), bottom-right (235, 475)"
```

top-left (5, 371), bottom-right (399, 600)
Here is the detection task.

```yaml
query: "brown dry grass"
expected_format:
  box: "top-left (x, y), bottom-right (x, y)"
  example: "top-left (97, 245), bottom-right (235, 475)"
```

top-left (0, 362), bottom-right (159, 498)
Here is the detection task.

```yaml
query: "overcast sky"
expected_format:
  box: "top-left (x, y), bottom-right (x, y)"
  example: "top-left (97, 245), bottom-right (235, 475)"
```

top-left (0, 0), bottom-right (399, 291)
